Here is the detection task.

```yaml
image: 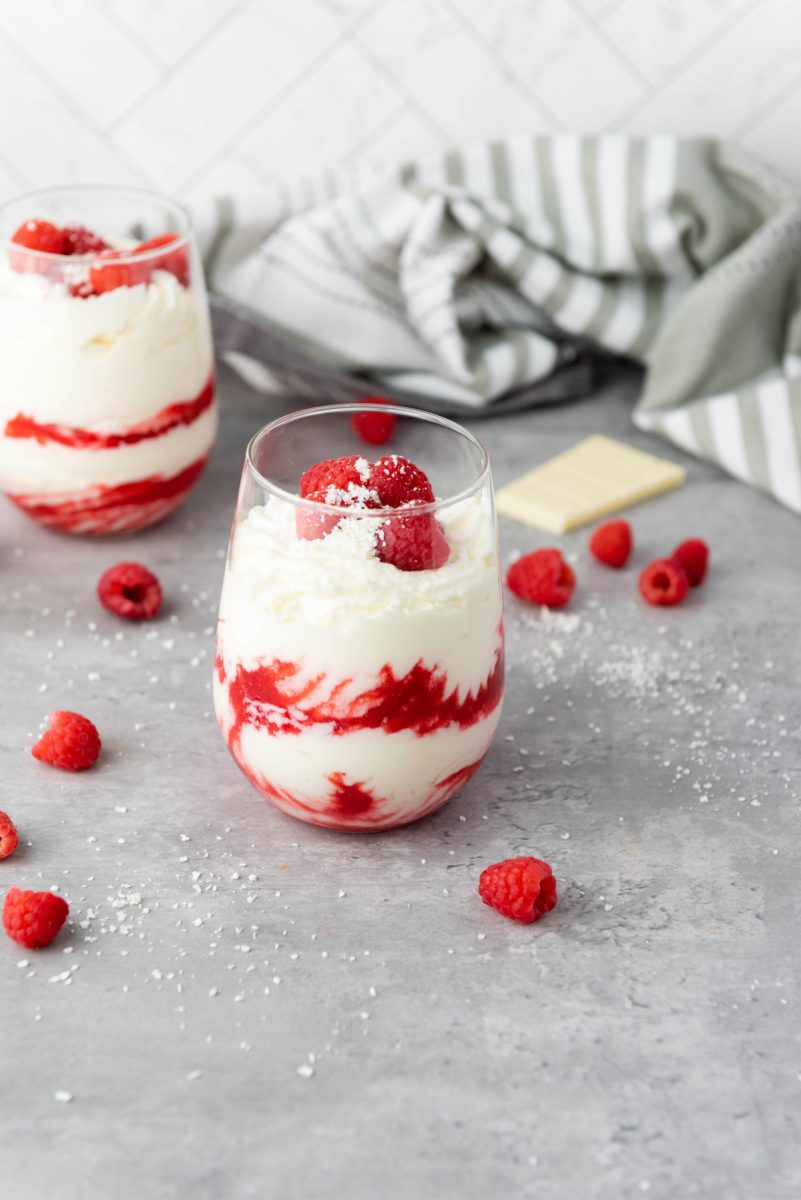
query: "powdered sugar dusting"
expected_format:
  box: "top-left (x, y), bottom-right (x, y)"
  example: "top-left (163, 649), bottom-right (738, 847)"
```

top-left (322, 481), bottom-right (379, 508)
top-left (505, 576), bottom-right (792, 819)
top-left (593, 644), bottom-right (669, 697)
top-left (354, 457), bottom-right (371, 483)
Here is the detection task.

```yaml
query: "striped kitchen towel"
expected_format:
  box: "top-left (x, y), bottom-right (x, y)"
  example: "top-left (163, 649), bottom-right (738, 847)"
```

top-left (195, 136), bottom-right (801, 515)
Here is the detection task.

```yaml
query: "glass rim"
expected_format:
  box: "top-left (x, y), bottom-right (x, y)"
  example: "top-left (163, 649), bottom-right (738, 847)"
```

top-left (245, 403), bottom-right (491, 518)
top-left (0, 184), bottom-right (192, 261)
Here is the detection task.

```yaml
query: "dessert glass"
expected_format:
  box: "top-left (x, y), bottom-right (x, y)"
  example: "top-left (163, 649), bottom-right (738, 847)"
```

top-left (0, 185), bottom-right (216, 534)
top-left (214, 404), bottom-right (505, 831)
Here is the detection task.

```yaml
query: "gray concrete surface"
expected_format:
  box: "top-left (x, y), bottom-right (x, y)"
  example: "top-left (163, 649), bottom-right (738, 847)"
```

top-left (1, 361), bottom-right (799, 1200)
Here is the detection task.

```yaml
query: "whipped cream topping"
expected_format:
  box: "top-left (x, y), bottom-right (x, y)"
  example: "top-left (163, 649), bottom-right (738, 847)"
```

top-left (0, 265), bottom-right (213, 429)
top-left (217, 490), bottom-right (503, 694)
top-left (228, 491), bottom-right (495, 619)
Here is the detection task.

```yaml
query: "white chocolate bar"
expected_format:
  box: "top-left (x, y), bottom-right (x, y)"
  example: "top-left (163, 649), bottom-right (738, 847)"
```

top-left (495, 435), bottom-right (686, 534)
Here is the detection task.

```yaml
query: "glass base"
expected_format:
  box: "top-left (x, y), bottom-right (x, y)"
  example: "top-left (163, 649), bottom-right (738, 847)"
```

top-left (7, 452), bottom-right (210, 535)
top-left (228, 742), bottom-right (487, 832)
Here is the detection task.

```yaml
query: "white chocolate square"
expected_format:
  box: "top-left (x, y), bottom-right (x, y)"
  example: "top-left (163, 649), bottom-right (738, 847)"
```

top-left (495, 435), bottom-right (686, 534)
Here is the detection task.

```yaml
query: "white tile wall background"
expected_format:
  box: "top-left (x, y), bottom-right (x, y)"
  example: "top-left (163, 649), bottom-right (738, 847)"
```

top-left (1, 0), bottom-right (800, 207)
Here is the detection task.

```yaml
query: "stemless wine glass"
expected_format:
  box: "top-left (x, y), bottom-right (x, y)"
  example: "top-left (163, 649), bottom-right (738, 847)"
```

top-left (0, 185), bottom-right (216, 534)
top-left (214, 404), bottom-right (505, 831)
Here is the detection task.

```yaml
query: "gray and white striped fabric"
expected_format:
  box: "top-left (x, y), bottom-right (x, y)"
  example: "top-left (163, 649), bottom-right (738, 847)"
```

top-left (195, 136), bottom-right (801, 515)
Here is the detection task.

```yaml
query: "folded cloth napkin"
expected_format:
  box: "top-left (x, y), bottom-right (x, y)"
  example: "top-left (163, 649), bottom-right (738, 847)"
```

top-left (195, 136), bottom-right (801, 515)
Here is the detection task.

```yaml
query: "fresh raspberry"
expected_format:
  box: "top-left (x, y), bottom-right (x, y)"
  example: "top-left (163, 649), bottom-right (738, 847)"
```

top-left (89, 249), bottom-right (150, 293)
top-left (589, 518), bottom-right (632, 568)
top-left (376, 509), bottom-right (450, 571)
top-left (32, 711), bottom-right (101, 772)
top-left (638, 558), bottom-right (689, 606)
top-left (369, 456), bottom-right (435, 507)
top-left (97, 561), bottom-right (163, 621)
top-left (9, 219), bottom-right (69, 275)
top-left (68, 280), bottom-right (96, 299)
top-left (10, 218), bottom-right (68, 255)
top-left (506, 548), bottom-right (575, 608)
top-left (136, 233), bottom-right (190, 286)
top-left (299, 455), bottom-right (368, 499)
top-left (89, 233), bottom-right (190, 293)
top-left (62, 225), bottom-right (108, 256)
top-left (0, 812), bottom-right (19, 860)
top-left (671, 538), bottom-right (709, 586)
top-left (295, 488), bottom-right (345, 541)
top-left (478, 856), bottom-right (557, 924)
top-left (351, 397), bottom-right (396, 446)
top-left (3, 887), bottom-right (69, 949)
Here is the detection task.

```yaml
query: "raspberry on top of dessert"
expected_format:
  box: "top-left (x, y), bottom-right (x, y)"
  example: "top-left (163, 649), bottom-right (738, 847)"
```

top-left (294, 453), bottom-right (450, 573)
top-left (10, 217), bottom-right (189, 293)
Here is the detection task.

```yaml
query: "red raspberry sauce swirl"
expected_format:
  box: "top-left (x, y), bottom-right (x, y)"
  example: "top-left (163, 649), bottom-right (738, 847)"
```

top-left (230, 754), bottom-right (489, 831)
top-left (217, 647), bottom-right (504, 748)
top-left (9, 452), bottom-right (211, 534)
top-left (4, 374), bottom-right (214, 449)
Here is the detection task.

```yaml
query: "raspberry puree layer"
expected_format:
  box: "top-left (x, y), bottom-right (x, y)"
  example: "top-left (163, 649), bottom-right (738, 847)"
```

top-left (229, 756), bottom-right (487, 831)
top-left (214, 649), bottom-right (503, 829)
top-left (10, 451), bottom-right (210, 535)
top-left (217, 650), bottom-right (504, 743)
top-left (4, 376), bottom-right (215, 450)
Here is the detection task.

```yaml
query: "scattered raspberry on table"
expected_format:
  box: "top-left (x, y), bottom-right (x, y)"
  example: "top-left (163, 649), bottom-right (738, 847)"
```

top-left (671, 538), bottom-right (709, 586)
top-left (0, 812), bottom-right (19, 860)
top-left (589, 518), bottom-right (633, 568)
top-left (351, 398), bottom-right (396, 446)
top-left (506, 548), bottom-right (576, 608)
top-left (3, 887), bottom-right (69, 949)
top-left (479, 856), bottom-right (557, 924)
top-left (639, 557), bottom-right (689, 606)
top-left (32, 711), bottom-right (101, 772)
top-left (97, 562), bottom-right (163, 621)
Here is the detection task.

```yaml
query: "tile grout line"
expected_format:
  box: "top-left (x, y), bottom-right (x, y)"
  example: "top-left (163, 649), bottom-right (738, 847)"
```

top-left (175, 0), bottom-right (392, 198)
top-left (346, 24), bottom-right (453, 145)
top-left (608, 0), bottom-right (762, 132)
top-left (565, 0), bottom-right (654, 91)
top-left (733, 65), bottom-right (801, 139)
top-left (104, 0), bottom-right (255, 135)
top-left (0, 28), bottom-right (154, 188)
top-left (0, 146), bottom-right (32, 192)
top-left (343, 100), bottom-right (436, 170)
top-left (439, 0), bottom-right (566, 132)
top-left (98, 0), bottom-right (168, 73)
top-left (337, 0), bottom-right (453, 150)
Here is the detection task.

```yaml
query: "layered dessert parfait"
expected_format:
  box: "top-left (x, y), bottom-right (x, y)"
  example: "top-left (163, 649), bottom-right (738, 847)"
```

top-left (0, 188), bottom-right (215, 534)
top-left (214, 407), bottom-right (504, 831)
